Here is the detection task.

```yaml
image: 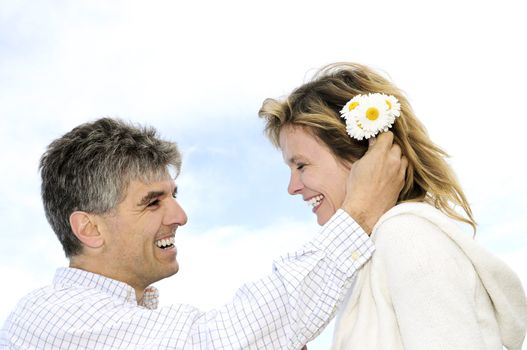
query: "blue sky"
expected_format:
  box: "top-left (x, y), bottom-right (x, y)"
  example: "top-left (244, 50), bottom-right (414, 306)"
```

top-left (1, 1), bottom-right (526, 348)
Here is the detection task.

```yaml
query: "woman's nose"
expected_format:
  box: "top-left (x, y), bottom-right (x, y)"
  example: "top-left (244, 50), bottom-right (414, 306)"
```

top-left (287, 172), bottom-right (303, 195)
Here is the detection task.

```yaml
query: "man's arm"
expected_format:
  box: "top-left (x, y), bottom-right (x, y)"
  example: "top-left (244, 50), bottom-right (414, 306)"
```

top-left (192, 209), bottom-right (372, 349)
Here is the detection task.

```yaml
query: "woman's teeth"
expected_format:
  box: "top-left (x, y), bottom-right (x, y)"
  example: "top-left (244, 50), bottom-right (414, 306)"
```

top-left (307, 195), bottom-right (324, 207)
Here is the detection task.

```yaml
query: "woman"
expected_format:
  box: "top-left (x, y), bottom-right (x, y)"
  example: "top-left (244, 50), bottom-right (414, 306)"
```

top-left (259, 63), bottom-right (526, 349)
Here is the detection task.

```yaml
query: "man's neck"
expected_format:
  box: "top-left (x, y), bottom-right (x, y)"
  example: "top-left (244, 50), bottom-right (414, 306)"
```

top-left (69, 257), bottom-right (146, 303)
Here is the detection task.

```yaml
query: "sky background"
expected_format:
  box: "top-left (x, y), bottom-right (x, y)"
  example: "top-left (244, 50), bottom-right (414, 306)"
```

top-left (1, 0), bottom-right (526, 349)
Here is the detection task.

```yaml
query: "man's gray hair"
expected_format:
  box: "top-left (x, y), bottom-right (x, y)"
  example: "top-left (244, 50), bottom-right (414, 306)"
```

top-left (39, 117), bottom-right (182, 257)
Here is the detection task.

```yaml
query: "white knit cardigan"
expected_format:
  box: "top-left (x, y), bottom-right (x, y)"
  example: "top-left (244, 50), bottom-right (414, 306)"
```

top-left (332, 202), bottom-right (527, 350)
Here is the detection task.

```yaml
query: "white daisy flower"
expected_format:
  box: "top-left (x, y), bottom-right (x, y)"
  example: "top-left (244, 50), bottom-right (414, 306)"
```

top-left (385, 94), bottom-right (401, 117)
top-left (340, 95), bottom-right (362, 115)
top-left (340, 93), bottom-right (401, 140)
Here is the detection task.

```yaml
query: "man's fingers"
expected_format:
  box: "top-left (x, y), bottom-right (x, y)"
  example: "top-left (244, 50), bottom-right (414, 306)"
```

top-left (368, 131), bottom-right (394, 152)
top-left (389, 142), bottom-right (402, 159)
top-left (388, 143), bottom-right (406, 191)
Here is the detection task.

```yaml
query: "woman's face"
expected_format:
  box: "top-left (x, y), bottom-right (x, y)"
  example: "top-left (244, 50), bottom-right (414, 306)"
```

top-left (279, 125), bottom-right (350, 225)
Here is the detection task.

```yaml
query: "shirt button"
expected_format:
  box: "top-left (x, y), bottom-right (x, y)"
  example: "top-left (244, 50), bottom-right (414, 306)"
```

top-left (351, 250), bottom-right (361, 261)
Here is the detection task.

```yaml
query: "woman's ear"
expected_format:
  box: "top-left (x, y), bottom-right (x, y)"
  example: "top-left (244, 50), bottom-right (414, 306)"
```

top-left (69, 211), bottom-right (104, 249)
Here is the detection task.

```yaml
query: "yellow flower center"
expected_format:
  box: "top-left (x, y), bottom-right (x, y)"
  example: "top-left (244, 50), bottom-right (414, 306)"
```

top-left (366, 107), bottom-right (379, 121)
top-left (348, 102), bottom-right (359, 111)
top-left (385, 100), bottom-right (392, 110)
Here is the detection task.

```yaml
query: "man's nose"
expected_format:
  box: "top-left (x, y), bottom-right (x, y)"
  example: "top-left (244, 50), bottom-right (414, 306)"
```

top-left (165, 198), bottom-right (188, 226)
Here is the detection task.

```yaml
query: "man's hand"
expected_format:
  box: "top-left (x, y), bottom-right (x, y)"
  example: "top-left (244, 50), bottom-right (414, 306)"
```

top-left (341, 132), bottom-right (407, 234)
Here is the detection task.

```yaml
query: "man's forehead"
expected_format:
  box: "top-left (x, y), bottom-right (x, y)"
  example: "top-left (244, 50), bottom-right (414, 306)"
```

top-left (127, 178), bottom-right (176, 196)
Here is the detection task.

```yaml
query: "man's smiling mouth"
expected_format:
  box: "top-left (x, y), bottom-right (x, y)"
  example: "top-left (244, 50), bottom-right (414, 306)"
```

top-left (155, 237), bottom-right (175, 249)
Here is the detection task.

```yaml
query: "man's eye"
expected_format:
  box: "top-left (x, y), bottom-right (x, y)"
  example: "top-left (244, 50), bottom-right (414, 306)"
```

top-left (296, 163), bottom-right (306, 170)
top-left (147, 199), bottom-right (160, 207)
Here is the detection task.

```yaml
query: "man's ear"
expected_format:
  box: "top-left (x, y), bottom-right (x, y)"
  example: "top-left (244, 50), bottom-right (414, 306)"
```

top-left (69, 211), bottom-right (104, 249)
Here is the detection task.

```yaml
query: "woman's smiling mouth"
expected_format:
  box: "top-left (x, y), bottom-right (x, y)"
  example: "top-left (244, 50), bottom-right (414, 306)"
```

top-left (306, 195), bottom-right (324, 212)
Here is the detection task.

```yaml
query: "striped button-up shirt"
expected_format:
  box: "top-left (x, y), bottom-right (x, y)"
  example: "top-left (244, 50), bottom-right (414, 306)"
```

top-left (1, 209), bottom-right (374, 349)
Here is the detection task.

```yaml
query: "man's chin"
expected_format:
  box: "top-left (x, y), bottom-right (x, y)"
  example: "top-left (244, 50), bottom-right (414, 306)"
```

top-left (166, 263), bottom-right (179, 277)
top-left (155, 263), bottom-right (179, 283)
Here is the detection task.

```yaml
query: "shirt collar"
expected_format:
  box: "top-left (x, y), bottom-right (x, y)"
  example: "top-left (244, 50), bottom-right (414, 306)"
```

top-left (53, 267), bottom-right (160, 310)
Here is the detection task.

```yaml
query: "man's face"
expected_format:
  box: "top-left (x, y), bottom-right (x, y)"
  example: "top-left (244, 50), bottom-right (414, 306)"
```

top-left (95, 178), bottom-right (187, 291)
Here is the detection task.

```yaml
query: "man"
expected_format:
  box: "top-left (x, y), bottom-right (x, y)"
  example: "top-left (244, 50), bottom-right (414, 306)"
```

top-left (0, 117), bottom-right (406, 349)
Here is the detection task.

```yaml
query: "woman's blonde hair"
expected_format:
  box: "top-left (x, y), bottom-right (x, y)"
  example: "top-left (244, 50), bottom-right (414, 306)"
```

top-left (259, 62), bottom-right (476, 231)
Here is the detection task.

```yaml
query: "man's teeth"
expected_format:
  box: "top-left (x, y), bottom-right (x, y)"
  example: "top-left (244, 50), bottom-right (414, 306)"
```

top-left (307, 195), bottom-right (324, 207)
top-left (155, 237), bottom-right (175, 249)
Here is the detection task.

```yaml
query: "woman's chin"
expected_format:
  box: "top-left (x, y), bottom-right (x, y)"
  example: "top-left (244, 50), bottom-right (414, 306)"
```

top-left (317, 213), bottom-right (331, 226)
top-left (316, 209), bottom-right (334, 226)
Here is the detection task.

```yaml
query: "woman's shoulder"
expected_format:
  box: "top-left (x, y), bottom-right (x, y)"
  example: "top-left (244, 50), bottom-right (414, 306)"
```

top-left (372, 202), bottom-right (450, 238)
top-left (370, 202), bottom-right (468, 259)
top-left (374, 202), bottom-right (448, 229)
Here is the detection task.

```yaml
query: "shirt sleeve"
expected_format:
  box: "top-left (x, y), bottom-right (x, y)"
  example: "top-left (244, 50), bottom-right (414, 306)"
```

top-left (376, 214), bottom-right (487, 350)
top-left (193, 209), bottom-right (374, 349)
